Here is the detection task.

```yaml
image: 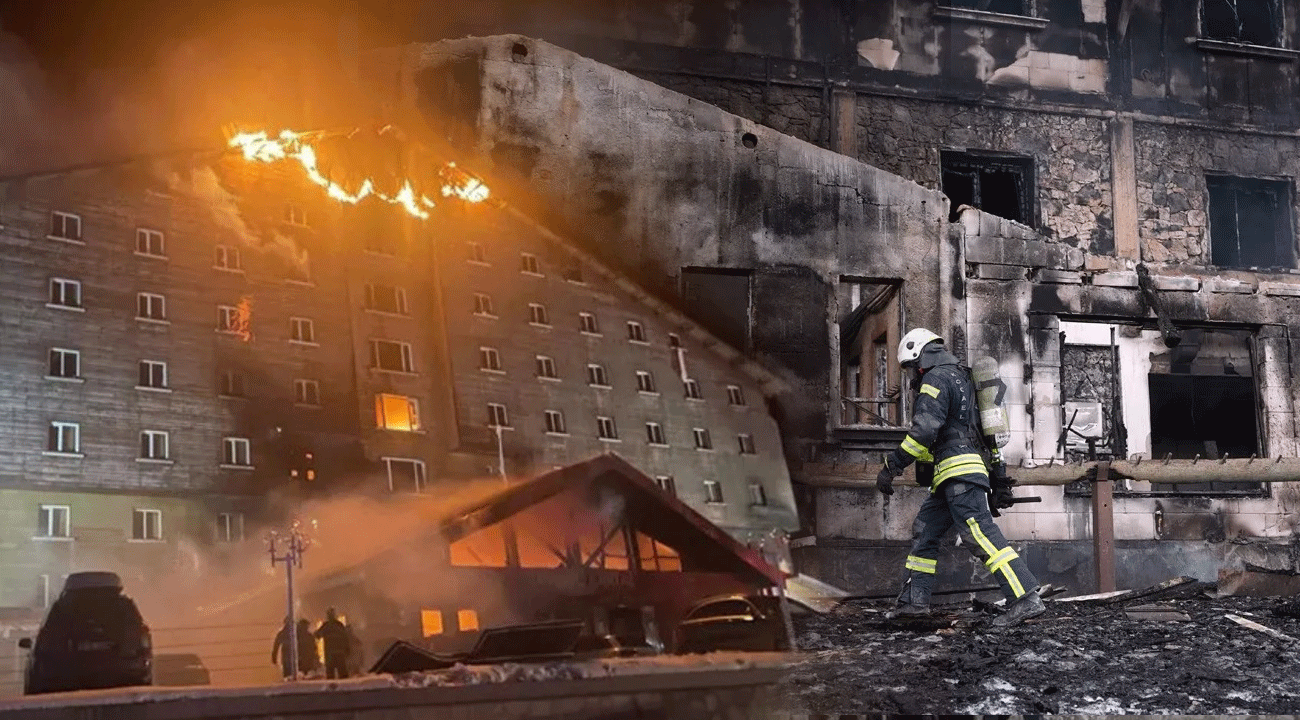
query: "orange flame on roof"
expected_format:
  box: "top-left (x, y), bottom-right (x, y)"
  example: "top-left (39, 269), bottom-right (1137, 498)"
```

top-left (227, 129), bottom-right (488, 219)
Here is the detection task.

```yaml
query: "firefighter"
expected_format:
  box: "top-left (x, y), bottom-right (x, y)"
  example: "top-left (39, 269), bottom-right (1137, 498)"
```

top-left (875, 328), bottom-right (1045, 628)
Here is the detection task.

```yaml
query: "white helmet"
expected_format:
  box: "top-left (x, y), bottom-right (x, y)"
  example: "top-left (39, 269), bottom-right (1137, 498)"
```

top-left (897, 328), bottom-right (942, 365)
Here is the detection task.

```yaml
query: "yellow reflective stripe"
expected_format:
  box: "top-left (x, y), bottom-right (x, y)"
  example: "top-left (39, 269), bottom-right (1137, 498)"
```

top-left (986, 547), bottom-right (1019, 575)
top-left (967, 518), bottom-right (1026, 598)
top-left (933, 453), bottom-right (988, 487)
top-left (919, 384), bottom-right (940, 398)
top-left (905, 555), bottom-right (937, 574)
top-left (936, 453), bottom-right (986, 471)
top-left (900, 435), bottom-right (930, 459)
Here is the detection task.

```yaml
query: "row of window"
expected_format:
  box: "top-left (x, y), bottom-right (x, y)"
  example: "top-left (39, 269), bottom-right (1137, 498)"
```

top-left (487, 402), bottom-right (757, 454)
top-left (49, 205), bottom-right (309, 249)
top-left (46, 423), bottom-right (253, 466)
top-left (472, 295), bottom-right (654, 341)
top-left (650, 475), bottom-right (766, 506)
top-left (34, 504), bottom-right (245, 543)
top-left (467, 242), bottom-right (584, 283)
top-left (478, 348), bottom-right (746, 404)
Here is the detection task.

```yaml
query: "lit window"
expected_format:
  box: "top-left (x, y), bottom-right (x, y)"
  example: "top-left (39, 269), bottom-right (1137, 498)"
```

top-left (385, 457), bottom-right (427, 492)
top-left (48, 278), bottom-right (82, 309)
top-left (138, 360), bottom-right (167, 389)
top-left (137, 293), bottom-right (167, 321)
top-left (457, 609), bottom-right (479, 632)
top-left (748, 481), bottom-right (768, 506)
top-left (587, 364), bottom-right (610, 387)
top-left (365, 284), bottom-right (409, 315)
top-left (139, 430), bottom-right (169, 460)
top-left (684, 378), bottom-right (703, 400)
top-left (37, 505), bottom-right (70, 539)
top-left (49, 211), bottom-right (82, 242)
top-left (218, 370), bottom-right (245, 398)
top-left (528, 303), bottom-right (550, 326)
top-left (222, 437), bottom-right (252, 467)
top-left (294, 379), bottom-right (320, 406)
top-left (370, 340), bottom-right (414, 373)
top-left (597, 416), bottom-right (619, 440)
top-left (544, 409), bottom-right (567, 434)
top-left (738, 434), bottom-right (757, 455)
top-left (284, 203), bottom-right (308, 227)
top-left (132, 509), bottom-right (162, 541)
top-left (693, 428), bottom-right (713, 451)
top-left (421, 609), bottom-right (444, 637)
top-left (704, 480), bottom-right (724, 504)
top-left (473, 293), bottom-right (496, 317)
top-left (654, 476), bottom-right (677, 496)
top-left (467, 242), bottom-right (487, 264)
top-left (487, 403), bottom-right (510, 428)
top-left (646, 422), bottom-right (667, 446)
top-left (215, 245), bottom-right (242, 271)
top-left (47, 348), bottom-right (80, 380)
top-left (135, 229), bottom-right (165, 258)
top-left (480, 347), bottom-right (503, 372)
top-left (289, 317), bottom-right (315, 344)
top-left (216, 512), bottom-right (244, 542)
top-left (376, 394), bottom-right (422, 431)
top-left (579, 312), bottom-right (600, 334)
top-left (520, 253), bottom-right (541, 275)
top-left (48, 422), bottom-right (80, 454)
top-left (636, 371), bottom-right (657, 394)
top-left (727, 385), bottom-right (747, 406)
top-left (627, 321), bottom-right (647, 343)
top-left (535, 355), bottom-right (558, 379)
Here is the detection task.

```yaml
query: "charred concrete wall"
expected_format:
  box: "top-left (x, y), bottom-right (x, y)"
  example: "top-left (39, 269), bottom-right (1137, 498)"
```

top-left (368, 36), bottom-right (951, 455)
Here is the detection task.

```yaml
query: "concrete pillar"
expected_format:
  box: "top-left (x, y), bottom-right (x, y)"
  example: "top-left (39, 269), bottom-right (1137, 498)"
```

top-left (1110, 116), bottom-right (1140, 261)
top-left (831, 89), bottom-right (858, 158)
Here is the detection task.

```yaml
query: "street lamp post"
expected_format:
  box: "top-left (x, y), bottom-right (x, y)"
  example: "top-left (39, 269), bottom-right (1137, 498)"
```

top-left (267, 521), bottom-right (312, 680)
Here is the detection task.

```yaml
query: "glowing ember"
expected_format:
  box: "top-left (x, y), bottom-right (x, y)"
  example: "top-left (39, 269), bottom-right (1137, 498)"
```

top-left (227, 129), bottom-right (489, 219)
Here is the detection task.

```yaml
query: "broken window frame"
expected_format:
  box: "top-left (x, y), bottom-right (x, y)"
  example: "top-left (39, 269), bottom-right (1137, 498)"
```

top-left (838, 279), bottom-right (904, 428)
top-left (1200, 0), bottom-right (1284, 47)
top-left (940, 150), bottom-right (1038, 228)
top-left (385, 457), bottom-right (426, 493)
top-left (1206, 174), bottom-right (1296, 271)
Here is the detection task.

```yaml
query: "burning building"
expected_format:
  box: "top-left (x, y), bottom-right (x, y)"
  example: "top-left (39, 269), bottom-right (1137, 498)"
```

top-left (0, 120), bottom-right (797, 633)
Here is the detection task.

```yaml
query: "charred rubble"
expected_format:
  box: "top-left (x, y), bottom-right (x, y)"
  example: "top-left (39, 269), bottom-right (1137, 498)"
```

top-left (782, 582), bottom-right (1300, 716)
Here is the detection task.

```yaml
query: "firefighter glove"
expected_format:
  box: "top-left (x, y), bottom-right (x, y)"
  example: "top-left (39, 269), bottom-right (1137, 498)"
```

top-left (876, 461), bottom-right (898, 496)
top-left (990, 484), bottom-right (1016, 517)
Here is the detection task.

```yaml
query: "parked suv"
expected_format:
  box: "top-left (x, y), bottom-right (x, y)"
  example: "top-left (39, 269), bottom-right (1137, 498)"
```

top-left (19, 571), bottom-right (152, 694)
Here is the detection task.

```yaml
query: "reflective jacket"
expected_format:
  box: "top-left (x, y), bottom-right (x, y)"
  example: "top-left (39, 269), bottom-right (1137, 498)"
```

top-left (886, 351), bottom-right (990, 492)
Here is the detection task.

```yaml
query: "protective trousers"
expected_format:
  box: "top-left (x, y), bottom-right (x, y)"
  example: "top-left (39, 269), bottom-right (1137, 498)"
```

top-left (897, 480), bottom-right (1038, 607)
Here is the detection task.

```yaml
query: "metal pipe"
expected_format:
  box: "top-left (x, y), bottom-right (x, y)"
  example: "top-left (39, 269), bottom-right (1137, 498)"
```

top-left (1014, 457), bottom-right (1300, 486)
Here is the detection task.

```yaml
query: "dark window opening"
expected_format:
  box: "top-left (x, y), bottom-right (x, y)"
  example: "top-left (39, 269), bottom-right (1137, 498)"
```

top-left (1202, 0), bottom-right (1282, 46)
top-left (1207, 175), bottom-right (1294, 270)
top-left (940, 0), bottom-right (1029, 16)
top-left (681, 267), bottom-right (751, 351)
top-left (941, 151), bottom-right (1036, 227)
top-left (1148, 373), bottom-right (1261, 494)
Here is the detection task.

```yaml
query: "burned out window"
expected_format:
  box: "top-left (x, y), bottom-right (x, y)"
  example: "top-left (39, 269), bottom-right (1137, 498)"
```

top-left (1207, 175), bottom-right (1294, 270)
top-left (681, 267), bottom-right (752, 351)
top-left (1202, 0), bottom-right (1282, 46)
top-left (941, 151), bottom-right (1036, 227)
top-left (939, 0), bottom-right (1028, 15)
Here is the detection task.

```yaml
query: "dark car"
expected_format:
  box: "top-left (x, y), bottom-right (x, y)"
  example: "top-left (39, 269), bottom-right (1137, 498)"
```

top-left (674, 594), bottom-right (793, 654)
top-left (572, 633), bottom-right (659, 660)
top-left (18, 571), bottom-right (152, 694)
top-left (152, 653), bottom-right (210, 686)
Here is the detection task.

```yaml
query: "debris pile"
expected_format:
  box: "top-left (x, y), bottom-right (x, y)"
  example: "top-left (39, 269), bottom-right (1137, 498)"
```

top-left (782, 579), bottom-right (1300, 715)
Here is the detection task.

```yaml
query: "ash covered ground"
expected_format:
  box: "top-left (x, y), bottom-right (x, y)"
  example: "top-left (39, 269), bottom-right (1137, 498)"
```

top-left (782, 586), bottom-right (1300, 715)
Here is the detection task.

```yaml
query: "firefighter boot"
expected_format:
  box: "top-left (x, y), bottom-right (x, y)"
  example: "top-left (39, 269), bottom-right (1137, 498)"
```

top-left (991, 588), bottom-right (1045, 628)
